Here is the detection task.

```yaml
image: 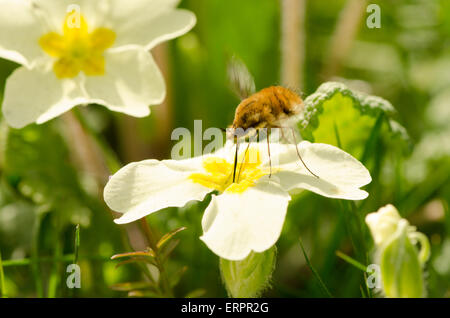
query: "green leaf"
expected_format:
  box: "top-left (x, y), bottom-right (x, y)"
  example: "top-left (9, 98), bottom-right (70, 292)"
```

top-left (110, 281), bottom-right (155, 292)
top-left (170, 266), bottom-right (188, 288)
top-left (380, 220), bottom-right (425, 298)
top-left (185, 288), bottom-right (207, 298)
top-left (299, 82), bottom-right (410, 157)
top-left (220, 247), bottom-right (276, 298)
top-left (156, 227), bottom-right (186, 250)
top-left (111, 249), bottom-right (156, 260)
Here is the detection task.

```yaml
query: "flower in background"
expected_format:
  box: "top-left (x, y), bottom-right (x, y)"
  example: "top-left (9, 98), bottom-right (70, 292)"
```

top-left (0, 0), bottom-right (196, 128)
top-left (365, 204), bottom-right (431, 298)
top-left (104, 141), bottom-right (371, 260)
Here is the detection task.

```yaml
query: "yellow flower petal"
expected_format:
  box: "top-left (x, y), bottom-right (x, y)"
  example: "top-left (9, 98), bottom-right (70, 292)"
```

top-left (189, 148), bottom-right (270, 194)
top-left (39, 13), bottom-right (115, 79)
top-left (90, 28), bottom-right (116, 52)
top-left (53, 57), bottom-right (81, 79)
top-left (39, 32), bottom-right (66, 57)
top-left (63, 12), bottom-right (89, 39)
top-left (81, 54), bottom-right (105, 76)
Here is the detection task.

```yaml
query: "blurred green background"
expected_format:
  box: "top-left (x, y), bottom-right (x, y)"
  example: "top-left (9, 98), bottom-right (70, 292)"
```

top-left (0, 0), bottom-right (449, 297)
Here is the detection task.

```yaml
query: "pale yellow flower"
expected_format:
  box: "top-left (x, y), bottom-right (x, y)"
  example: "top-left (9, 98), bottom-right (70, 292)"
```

top-left (0, 0), bottom-right (196, 127)
top-left (105, 141), bottom-right (372, 260)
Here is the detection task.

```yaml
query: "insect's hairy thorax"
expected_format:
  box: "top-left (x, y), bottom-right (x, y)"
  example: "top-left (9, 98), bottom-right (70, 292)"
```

top-left (232, 86), bottom-right (303, 131)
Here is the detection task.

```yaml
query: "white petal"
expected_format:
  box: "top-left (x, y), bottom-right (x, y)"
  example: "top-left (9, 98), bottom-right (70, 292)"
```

top-left (365, 204), bottom-right (403, 246)
top-left (115, 10), bottom-right (196, 51)
top-left (2, 65), bottom-right (86, 128)
top-left (273, 141), bottom-right (372, 200)
top-left (84, 48), bottom-right (165, 117)
top-left (0, 0), bottom-right (45, 67)
top-left (104, 157), bottom-right (212, 224)
top-left (109, 0), bottom-right (195, 50)
top-left (109, 0), bottom-right (180, 21)
top-left (200, 181), bottom-right (291, 261)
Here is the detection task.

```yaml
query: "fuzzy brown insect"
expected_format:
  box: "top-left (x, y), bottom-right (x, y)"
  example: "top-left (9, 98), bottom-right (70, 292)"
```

top-left (228, 85), bottom-right (319, 180)
top-left (231, 85), bottom-right (304, 132)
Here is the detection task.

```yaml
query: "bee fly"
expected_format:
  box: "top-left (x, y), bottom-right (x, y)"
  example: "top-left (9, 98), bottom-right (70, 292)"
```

top-left (226, 57), bottom-right (319, 182)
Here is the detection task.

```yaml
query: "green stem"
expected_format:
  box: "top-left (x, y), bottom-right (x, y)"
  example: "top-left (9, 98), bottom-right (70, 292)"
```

top-left (299, 238), bottom-right (333, 298)
top-left (31, 215), bottom-right (44, 298)
top-left (72, 224), bottom-right (80, 298)
top-left (0, 249), bottom-right (5, 298)
top-left (74, 224), bottom-right (80, 265)
top-left (333, 124), bottom-right (368, 264)
top-left (68, 109), bottom-right (172, 296)
top-left (360, 113), bottom-right (384, 165)
top-left (66, 109), bottom-right (149, 281)
top-left (140, 218), bottom-right (173, 297)
top-left (47, 232), bottom-right (63, 298)
top-left (335, 251), bottom-right (367, 272)
top-left (71, 108), bottom-right (122, 173)
top-left (2, 254), bottom-right (110, 267)
top-left (333, 121), bottom-right (342, 149)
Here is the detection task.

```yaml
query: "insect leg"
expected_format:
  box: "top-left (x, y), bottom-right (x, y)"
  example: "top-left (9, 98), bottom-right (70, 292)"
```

top-left (291, 128), bottom-right (319, 179)
top-left (267, 128), bottom-right (272, 178)
top-left (232, 136), bottom-right (240, 183)
top-left (237, 141), bottom-right (251, 183)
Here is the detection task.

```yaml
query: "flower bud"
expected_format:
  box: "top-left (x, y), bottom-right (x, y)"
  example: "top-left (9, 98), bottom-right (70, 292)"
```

top-left (365, 204), bottom-right (403, 246)
top-left (365, 204), bottom-right (431, 298)
top-left (220, 247), bottom-right (276, 298)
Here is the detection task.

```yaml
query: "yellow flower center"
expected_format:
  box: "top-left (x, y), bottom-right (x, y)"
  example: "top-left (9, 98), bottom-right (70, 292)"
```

top-left (39, 13), bottom-right (116, 79)
top-left (189, 149), bottom-right (271, 194)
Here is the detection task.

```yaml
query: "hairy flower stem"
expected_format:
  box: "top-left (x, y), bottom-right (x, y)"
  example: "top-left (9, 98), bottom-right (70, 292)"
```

top-left (140, 218), bottom-right (173, 297)
top-left (323, 0), bottom-right (367, 79)
top-left (280, 0), bottom-right (305, 90)
top-left (60, 110), bottom-right (150, 271)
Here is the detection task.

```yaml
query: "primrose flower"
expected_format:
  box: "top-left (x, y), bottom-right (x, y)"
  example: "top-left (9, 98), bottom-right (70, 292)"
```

top-left (0, 0), bottom-right (196, 128)
top-left (105, 141), bottom-right (371, 260)
top-left (365, 204), bottom-right (431, 262)
top-left (365, 204), bottom-right (413, 247)
top-left (365, 204), bottom-right (431, 298)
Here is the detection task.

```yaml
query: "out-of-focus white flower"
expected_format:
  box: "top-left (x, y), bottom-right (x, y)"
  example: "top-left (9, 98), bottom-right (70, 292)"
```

top-left (0, 0), bottom-right (196, 128)
top-left (104, 141), bottom-right (371, 260)
top-left (365, 204), bottom-right (406, 246)
top-left (365, 204), bottom-right (431, 298)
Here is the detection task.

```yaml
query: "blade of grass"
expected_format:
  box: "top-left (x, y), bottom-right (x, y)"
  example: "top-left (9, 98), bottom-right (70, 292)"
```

top-left (339, 201), bottom-right (362, 261)
top-left (31, 215), bottom-right (44, 298)
top-left (359, 284), bottom-right (367, 298)
top-left (299, 238), bottom-right (333, 298)
top-left (363, 272), bottom-right (373, 298)
top-left (1, 254), bottom-right (114, 267)
top-left (320, 211), bottom-right (346, 278)
top-left (74, 224), bottom-right (80, 265)
top-left (0, 249), bottom-right (5, 298)
top-left (335, 250), bottom-right (366, 272)
top-left (333, 121), bottom-right (342, 149)
top-left (350, 200), bottom-right (369, 265)
top-left (47, 233), bottom-right (63, 298)
top-left (339, 200), bottom-right (369, 265)
top-left (337, 250), bottom-right (373, 298)
top-left (334, 124), bottom-right (368, 264)
top-left (360, 113), bottom-right (384, 165)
